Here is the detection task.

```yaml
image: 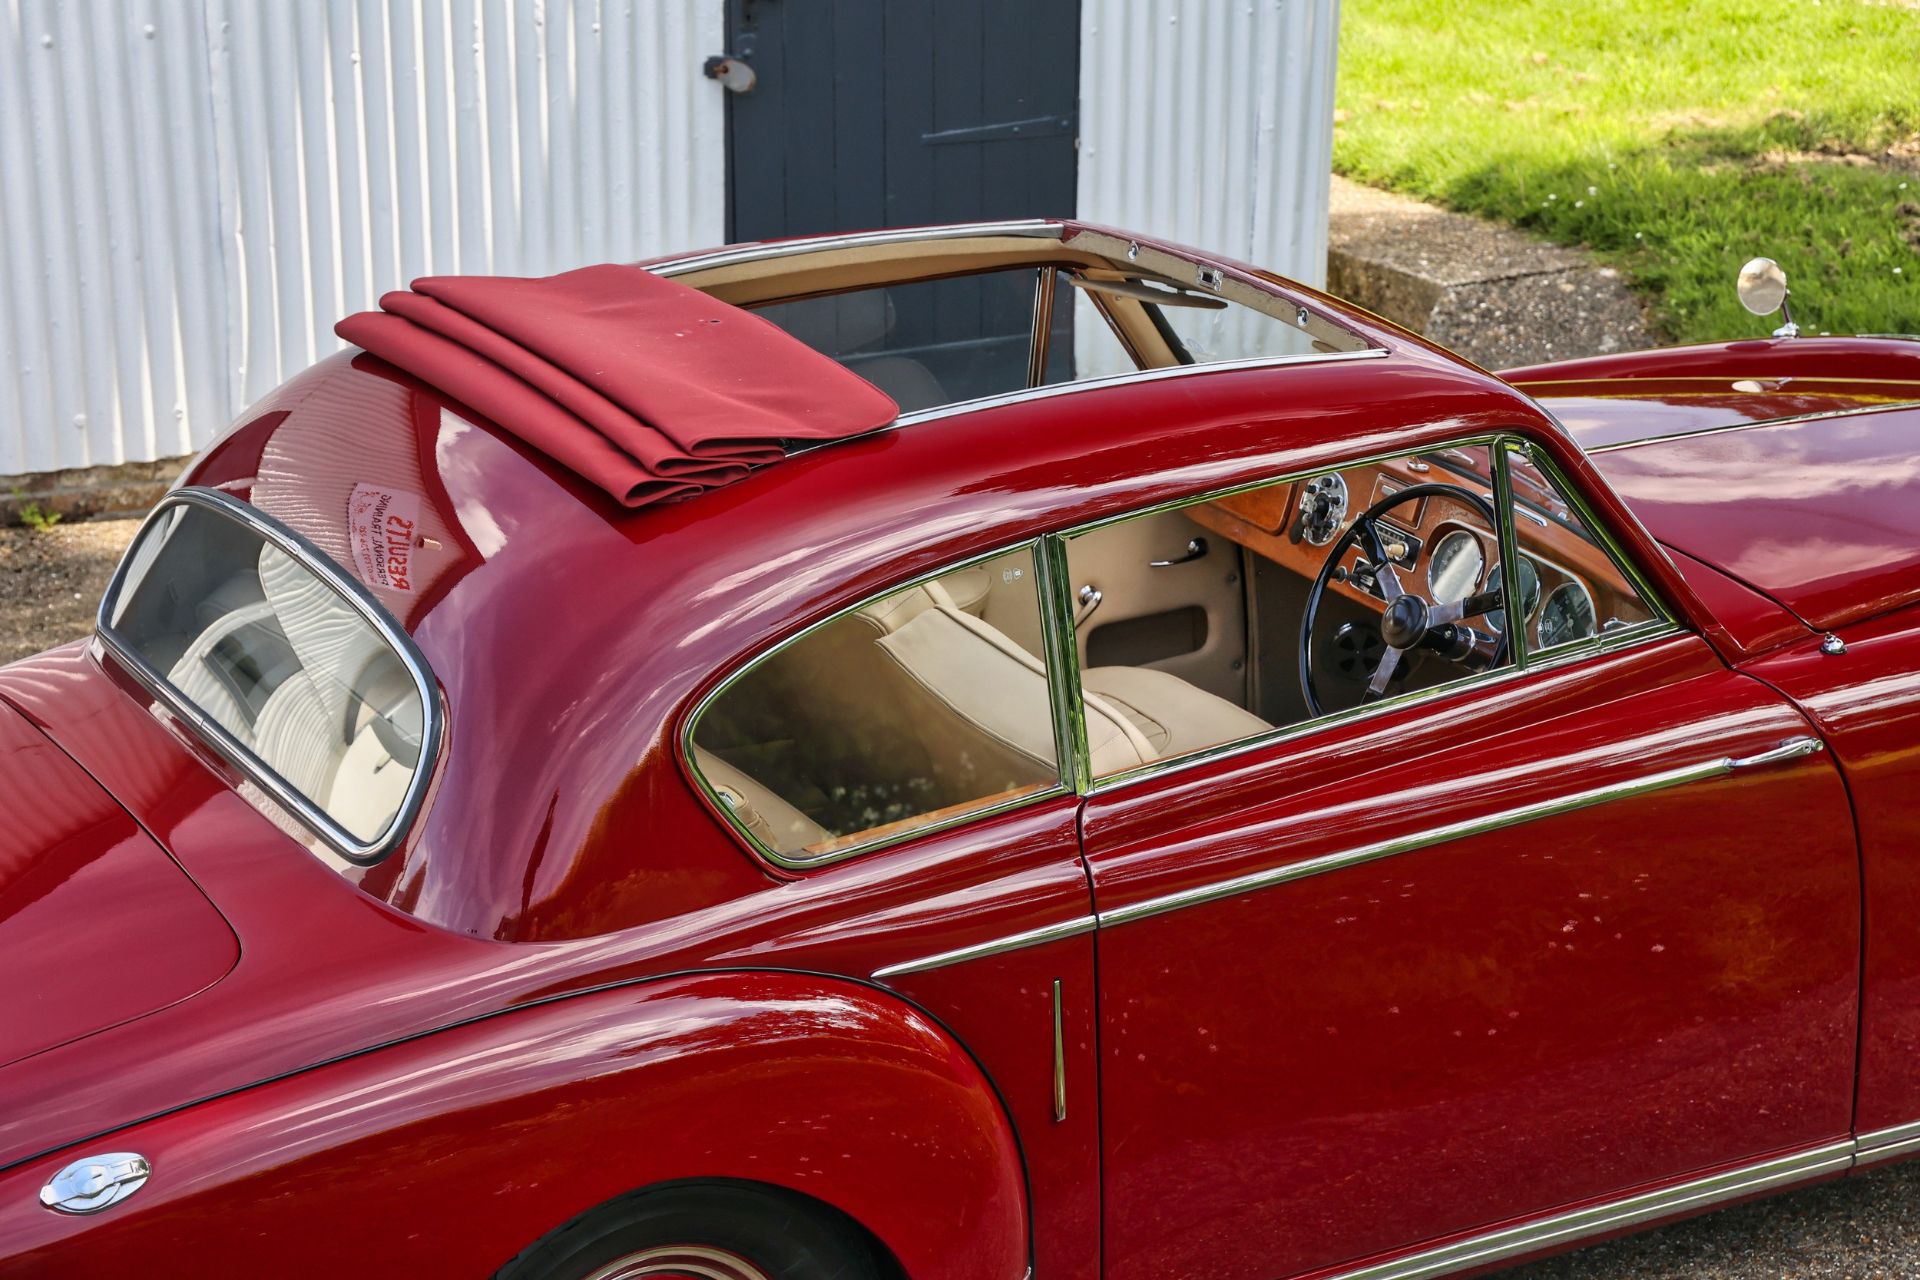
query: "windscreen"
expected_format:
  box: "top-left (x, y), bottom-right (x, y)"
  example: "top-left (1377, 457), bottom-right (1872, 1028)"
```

top-left (102, 497), bottom-right (430, 853)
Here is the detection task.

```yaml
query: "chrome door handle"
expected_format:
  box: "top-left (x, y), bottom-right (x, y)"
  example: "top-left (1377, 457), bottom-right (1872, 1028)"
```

top-left (1076, 584), bottom-right (1103, 629)
top-left (1150, 537), bottom-right (1209, 568)
top-left (1726, 736), bottom-right (1823, 770)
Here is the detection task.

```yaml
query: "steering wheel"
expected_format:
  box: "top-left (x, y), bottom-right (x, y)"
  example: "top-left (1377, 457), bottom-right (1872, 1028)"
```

top-left (1297, 482), bottom-right (1507, 718)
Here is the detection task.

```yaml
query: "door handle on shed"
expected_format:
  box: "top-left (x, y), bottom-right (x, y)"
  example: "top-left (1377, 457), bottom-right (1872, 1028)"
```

top-left (1151, 537), bottom-right (1208, 568)
top-left (1726, 736), bottom-right (1823, 771)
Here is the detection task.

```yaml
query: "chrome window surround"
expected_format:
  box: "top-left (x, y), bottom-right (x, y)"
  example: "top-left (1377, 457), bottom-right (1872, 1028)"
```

top-left (1056, 432), bottom-right (1679, 797)
top-left (94, 486), bottom-right (443, 863)
top-left (647, 219), bottom-right (1068, 277)
top-left (681, 536), bottom-right (1079, 872)
top-left (652, 218), bottom-right (1390, 432)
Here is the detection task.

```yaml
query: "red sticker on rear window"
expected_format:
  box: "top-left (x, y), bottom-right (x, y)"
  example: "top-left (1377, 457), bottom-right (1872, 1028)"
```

top-left (347, 483), bottom-right (423, 593)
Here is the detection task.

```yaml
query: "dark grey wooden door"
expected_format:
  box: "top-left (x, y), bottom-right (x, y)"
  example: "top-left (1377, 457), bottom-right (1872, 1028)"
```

top-left (723, 0), bottom-right (1081, 241)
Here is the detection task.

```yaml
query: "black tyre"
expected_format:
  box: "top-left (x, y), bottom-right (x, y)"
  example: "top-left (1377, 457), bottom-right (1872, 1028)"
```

top-left (496, 1181), bottom-right (890, 1280)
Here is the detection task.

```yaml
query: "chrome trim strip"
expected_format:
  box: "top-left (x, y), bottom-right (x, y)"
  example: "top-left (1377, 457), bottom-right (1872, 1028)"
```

top-left (650, 220), bottom-right (1065, 276)
top-left (1729, 736), bottom-right (1823, 769)
top-left (891, 347), bottom-right (1391, 428)
top-left (870, 915), bottom-right (1097, 980)
top-left (1585, 399), bottom-right (1920, 454)
top-left (1097, 741), bottom-right (1813, 930)
top-left (1035, 536), bottom-right (1093, 795)
top-left (95, 487), bottom-right (443, 863)
top-left (1050, 978), bottom-right (1068, 1123)
top-left (1856, 1120), bottom-right (1920, 1167)
top-left (1327, 1141), bottom-right (1855, 1280)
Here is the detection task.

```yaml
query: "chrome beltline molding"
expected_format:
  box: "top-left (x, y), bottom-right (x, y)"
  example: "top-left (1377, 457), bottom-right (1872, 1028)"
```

top-left (1328, 1140), bottom-right (1855, 1280)
top-left (872, 739), bottom-right (1820, 977)
top-left (1096, 737), bottom-right (1820, 930)
top-left (870, 915), bottom-right (1097, 980)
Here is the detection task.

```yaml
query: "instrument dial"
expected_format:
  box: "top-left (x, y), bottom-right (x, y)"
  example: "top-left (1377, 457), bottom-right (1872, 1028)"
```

top-left (1426, 530), bottom-right (1484, 603)
top-left (1298, 474), bottom-right (1349, 546)
top-left (1485, 558), bottom-right (1541, 634)
top-left (1539, 581), bottom-right (1598, 648)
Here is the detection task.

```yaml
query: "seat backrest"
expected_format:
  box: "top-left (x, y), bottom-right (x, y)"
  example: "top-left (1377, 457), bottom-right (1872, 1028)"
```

top-left (876, 605), bottom-right (1156, 777)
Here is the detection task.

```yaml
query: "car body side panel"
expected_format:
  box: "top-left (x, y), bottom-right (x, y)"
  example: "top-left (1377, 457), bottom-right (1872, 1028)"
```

top-left (1082, 636), bottom-right (1859, 1280)
top-left (0, 973), bottom-right (1028, 1280)
top-left (1744, 608), bottom-right (1920, 1138)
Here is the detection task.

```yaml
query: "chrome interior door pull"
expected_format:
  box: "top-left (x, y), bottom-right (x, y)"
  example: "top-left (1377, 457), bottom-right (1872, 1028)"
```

top-left (1726, 736), bottom-right (1823, 770)
top-left (1151, 537), bottom-right (1209, 568)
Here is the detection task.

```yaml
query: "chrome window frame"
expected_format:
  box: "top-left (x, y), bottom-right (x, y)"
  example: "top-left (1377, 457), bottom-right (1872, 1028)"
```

top-left (94, 486), bottom-right (444, 864)
top-left (680, 536), bottom-right (1078, 871)
top-left (1052, 431), bottom-right (1681, 796)
top-left (653, 219), bottom-right (1390, 433)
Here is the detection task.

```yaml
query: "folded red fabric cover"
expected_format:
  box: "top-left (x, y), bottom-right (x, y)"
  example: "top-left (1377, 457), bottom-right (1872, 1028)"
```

top-left (336, 264), bottom-right (898, 507)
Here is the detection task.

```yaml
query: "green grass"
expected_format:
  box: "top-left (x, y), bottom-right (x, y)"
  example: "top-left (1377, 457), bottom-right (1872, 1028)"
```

top-left (1335, 0), bottom-right (1920, 345)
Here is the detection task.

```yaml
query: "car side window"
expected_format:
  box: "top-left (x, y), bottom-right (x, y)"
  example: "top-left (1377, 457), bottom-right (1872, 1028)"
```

top-left (1501, 442), bottom-right (1662, 652)
top-left (1065, 444), bottom-right (1515, 780)
top-left (689, 547), bottom-right (1062, 861)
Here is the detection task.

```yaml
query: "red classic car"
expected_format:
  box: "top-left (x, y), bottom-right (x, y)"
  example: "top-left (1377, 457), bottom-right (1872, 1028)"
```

top-left (3, 220), bottom-right (1919, 1280)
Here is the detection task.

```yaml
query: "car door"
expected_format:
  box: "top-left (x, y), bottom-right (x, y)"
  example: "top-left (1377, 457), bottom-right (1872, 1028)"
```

top-left (1076, 440), bottom-right (1861, 1280)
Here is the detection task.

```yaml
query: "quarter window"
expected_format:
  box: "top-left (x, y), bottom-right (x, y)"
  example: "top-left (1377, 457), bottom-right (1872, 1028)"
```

top-left (689, 547), bottom-right (1063, 861)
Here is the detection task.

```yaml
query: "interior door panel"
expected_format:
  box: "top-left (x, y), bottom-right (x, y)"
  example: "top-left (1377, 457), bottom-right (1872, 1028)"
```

top-left (1080, 635), bottom-right (1859, 1280)
top-left (1067, 510), bottom-right (1248, 703)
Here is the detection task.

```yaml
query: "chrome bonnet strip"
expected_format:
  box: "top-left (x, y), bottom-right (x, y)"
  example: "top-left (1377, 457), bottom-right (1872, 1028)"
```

top-left (1328, 1141), bottom-right (1854, 1280)
top-left (1585, 399), bottom-right (1920, 454)
top-left (871, 915), bottom-right (1096, 980)
top-left (1097, 738), bottom-right (1821, 931)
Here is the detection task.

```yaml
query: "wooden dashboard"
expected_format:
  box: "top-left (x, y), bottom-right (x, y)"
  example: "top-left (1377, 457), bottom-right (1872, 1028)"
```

top-left (1184, 452), bottom-right (1650, 650)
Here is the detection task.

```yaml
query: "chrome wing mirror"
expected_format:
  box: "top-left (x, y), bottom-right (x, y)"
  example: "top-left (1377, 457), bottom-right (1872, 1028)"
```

top-left (1738, 257), bottom-right (1799, 338)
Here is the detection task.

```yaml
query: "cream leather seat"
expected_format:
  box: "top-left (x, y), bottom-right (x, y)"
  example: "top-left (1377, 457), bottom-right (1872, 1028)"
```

top-left (1081, 666), bottom-right (1273, 764)
top-left (693, 747), bottom-right (829, 852)
top-left (877, 605), bottom-right (1272, 776)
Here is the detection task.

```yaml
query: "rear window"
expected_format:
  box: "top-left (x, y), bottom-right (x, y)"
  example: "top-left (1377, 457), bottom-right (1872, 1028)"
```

top-left (99, 489), bottom-right (437, 859)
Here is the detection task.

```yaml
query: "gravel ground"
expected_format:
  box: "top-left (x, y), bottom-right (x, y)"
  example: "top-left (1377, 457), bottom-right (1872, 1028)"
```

top-left (0, 518), bottom-right (138, 665)
top-left (3, 519), bottom-right (1920, 1275)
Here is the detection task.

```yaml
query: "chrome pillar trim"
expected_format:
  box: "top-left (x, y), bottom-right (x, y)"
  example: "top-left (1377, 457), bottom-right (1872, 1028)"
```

top-left (1098, 750), bottom-right (1762, 930)
top-left (649, 220), bottom-right (1066, 276)
top-left (1492, 442), bottom-right (1530, 670)
top-left (1051, 978), bottom-right (1068, 1123)
top-left (870, 915), bottom-right (1096, 980)
top-left (1855, 1120), bottom-right (1920, 1167)
top-left (1028, 265), bottom-right (1057, 389)
top-left (1328, 1141), bottom-right (1855, 1280)
top-left (1727, 735), bottom-right (1823, 770)
top-left (95, 487), bottom-right (443, 864)
top-left (1035, 536), bottom-right (1093, 795)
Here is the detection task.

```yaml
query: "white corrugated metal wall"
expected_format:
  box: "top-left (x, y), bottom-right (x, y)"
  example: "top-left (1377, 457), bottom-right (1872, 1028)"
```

top-left (1075, 0), bottom-right (1341, 377)
top-left (1, 0), bottom-right (1339, 478)
top-left (0, 0), bottom-right (725, 477)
